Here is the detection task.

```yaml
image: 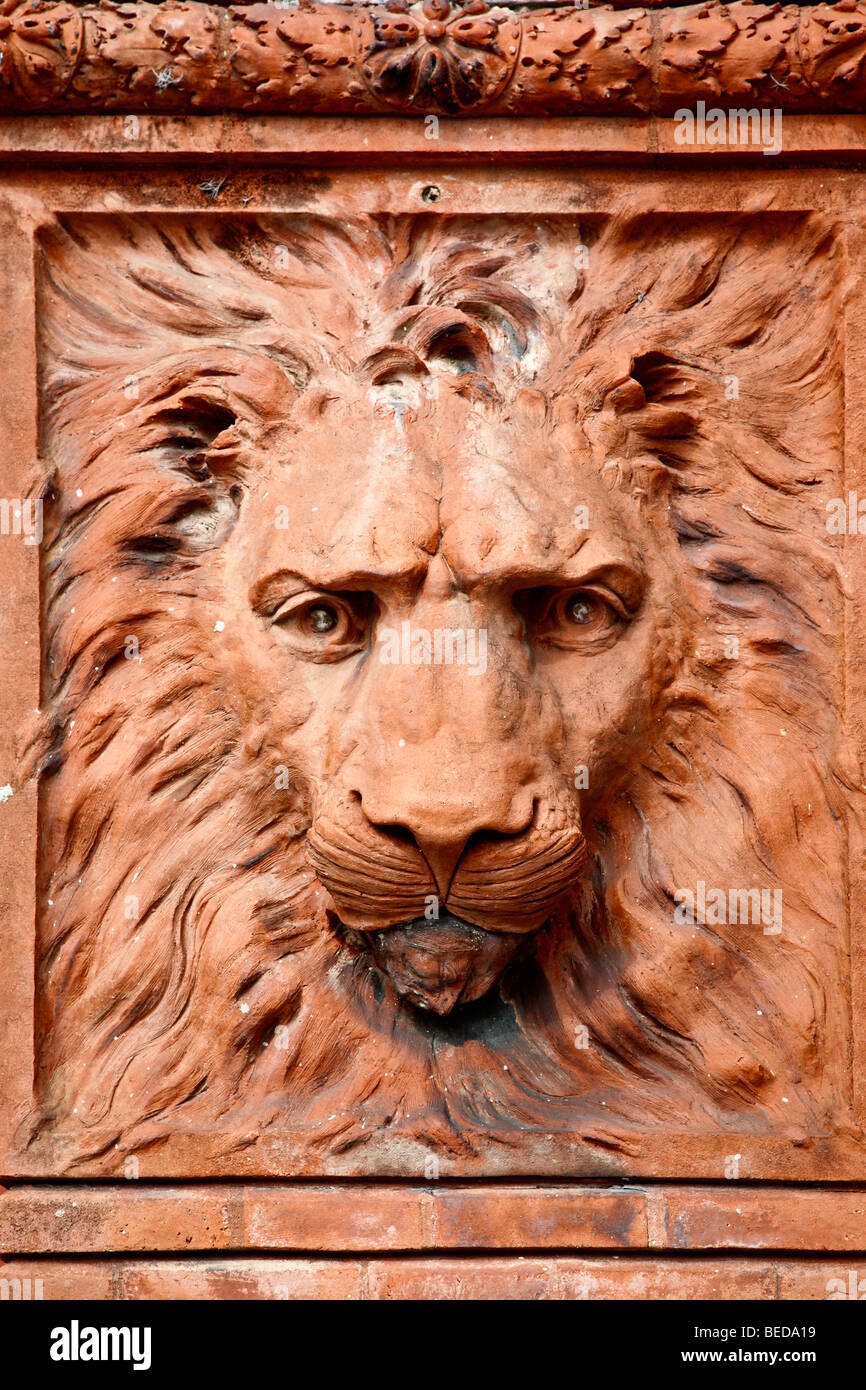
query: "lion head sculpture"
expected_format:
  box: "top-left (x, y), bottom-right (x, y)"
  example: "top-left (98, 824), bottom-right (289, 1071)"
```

top-left (26, 209), bottom-right (857, 1169)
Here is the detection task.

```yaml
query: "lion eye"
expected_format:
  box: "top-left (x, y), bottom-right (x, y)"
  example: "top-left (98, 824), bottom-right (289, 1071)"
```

top-left (306, 604), bottom-right (339, 634)
top-left (566, 596), bottom-right (594, 626)
top-left (557, 590), bottom-right (619, 632)
top-left (270, 592), bottom-right (371, 661)
top-left (517, 585), bottom-right (628, 652)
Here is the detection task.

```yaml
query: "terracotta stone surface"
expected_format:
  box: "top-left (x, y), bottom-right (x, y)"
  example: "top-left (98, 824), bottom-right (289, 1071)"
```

top-left (16, 203), bottom-right (855, 1174)
top-left (5, 111), bottom-right (866, 162)
top-left (2, 0), bottom-right (866, 1301)
top-left (2, 1253), bottom-right (864, 1299)
top-left (4, 1183), bottom-right (866, 1254)
top-left (2, 154), bottom-right (866, 1184)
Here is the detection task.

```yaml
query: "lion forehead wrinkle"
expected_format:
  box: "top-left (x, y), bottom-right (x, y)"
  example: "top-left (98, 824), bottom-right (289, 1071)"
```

top-left (243, 469), bottom-right (441, 588)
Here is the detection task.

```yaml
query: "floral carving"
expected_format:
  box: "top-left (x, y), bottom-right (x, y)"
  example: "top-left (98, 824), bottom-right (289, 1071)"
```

top-left (0, 2), bottom-right (864, 113)
top-left (354, 0), bottom-right (521, 112)
top-left (0, 0), bottom-right (82, 100)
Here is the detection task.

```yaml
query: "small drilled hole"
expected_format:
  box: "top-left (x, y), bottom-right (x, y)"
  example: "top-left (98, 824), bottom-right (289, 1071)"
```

top-left (421, 185), bottom-right (441, 203)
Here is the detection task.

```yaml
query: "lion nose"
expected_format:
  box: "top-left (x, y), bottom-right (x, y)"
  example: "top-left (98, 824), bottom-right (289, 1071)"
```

top-left (359, 789), bottom-right (536, 900)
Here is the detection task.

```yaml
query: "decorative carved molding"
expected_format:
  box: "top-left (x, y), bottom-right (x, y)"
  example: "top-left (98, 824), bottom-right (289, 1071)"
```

top-left (0, 0), bottom-right (864, 114)
top-left (354, 1), bottom-right (523, 113)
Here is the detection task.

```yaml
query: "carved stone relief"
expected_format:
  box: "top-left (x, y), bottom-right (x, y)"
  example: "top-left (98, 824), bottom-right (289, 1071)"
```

top-left (0, 1), bottom-right (865, 114)
top-left (27, 210), bottom-right (855, 1171)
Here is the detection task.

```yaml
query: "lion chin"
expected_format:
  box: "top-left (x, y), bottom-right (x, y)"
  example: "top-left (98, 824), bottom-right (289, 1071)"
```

top-left (362, 913), bottom-right (527, 1016)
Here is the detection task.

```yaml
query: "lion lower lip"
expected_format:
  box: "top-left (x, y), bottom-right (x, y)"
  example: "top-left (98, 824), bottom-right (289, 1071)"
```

top-left (364, 912), bottom-right (524, 1017)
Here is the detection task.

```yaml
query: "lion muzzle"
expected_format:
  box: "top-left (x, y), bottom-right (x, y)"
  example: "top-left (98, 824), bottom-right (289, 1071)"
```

top-left (306, 789), bottom-right (587, 1014)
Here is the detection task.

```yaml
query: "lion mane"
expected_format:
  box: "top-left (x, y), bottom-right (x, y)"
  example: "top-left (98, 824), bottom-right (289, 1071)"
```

top-left (26, 209), bottom-right (857, 1170)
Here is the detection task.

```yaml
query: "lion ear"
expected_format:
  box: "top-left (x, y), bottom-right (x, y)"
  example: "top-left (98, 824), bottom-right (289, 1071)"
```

top-left (161, 489), bottom-right (241, 554)
top-left (601, 353), bottom-right (703, 441)
top-left (357, 345), bottom-right (429, 387)
top-left (629, 352), bottom-right (708, 408)
top-left (403, 307), bottom-right (494, 378)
